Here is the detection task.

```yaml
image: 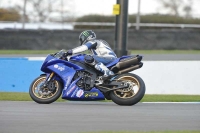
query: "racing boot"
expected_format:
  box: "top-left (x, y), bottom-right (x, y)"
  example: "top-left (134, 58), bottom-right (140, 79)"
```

top-left (94, 62), bottom-right (114, 80)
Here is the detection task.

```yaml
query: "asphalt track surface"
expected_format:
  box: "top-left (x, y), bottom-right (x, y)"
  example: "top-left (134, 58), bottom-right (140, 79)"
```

top-left (0, 101), bottom-right (200, 133)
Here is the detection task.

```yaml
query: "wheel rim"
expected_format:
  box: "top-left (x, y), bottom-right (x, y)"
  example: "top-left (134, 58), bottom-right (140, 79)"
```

top-left (114, 76), bottom-right (140, 99)
top-left (31, 77), bottom-right (59, 99)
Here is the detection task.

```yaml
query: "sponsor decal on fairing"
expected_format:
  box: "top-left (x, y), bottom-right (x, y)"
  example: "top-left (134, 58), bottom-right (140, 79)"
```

top-left (84, 92), bottom-right (98, 98)
top-left (76, 89), bottom-right (84, 98)
top-left (71, 88), bottom-right (79, 98)
top-left (54, 64), bottom-right (65, 71)
top-left (66, 85), bottom-right (76, 96)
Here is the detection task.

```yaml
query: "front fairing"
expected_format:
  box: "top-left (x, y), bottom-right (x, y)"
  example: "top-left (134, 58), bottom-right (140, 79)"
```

top-left (41, 54), bottom-right (84, 73)
top-left (41, 54), bottom-right (55, 72)
top-left (41, 54), bottom-right (84, 90)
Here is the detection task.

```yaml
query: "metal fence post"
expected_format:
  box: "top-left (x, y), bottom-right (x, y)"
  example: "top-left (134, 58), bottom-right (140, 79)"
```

top-left (114, 0), bottom-right (129, 57)
top-left (136, 0), bottom-right (141, 30)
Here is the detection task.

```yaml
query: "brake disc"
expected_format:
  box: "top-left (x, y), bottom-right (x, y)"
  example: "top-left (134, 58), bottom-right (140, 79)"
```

top-left (38, 82), bottom-right (55, 96)
top-left (117, 81), bottom-right (135, 93)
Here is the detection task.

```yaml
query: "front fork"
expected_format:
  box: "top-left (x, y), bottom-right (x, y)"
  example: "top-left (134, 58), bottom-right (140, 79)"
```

top-left (41, 72), bottom-right (55, 89)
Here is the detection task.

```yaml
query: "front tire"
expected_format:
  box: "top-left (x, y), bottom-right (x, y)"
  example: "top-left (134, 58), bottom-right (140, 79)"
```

top-left (29, 75), bottom-right (63, 104)
top-left (110, 73), bottom-right (145, 106)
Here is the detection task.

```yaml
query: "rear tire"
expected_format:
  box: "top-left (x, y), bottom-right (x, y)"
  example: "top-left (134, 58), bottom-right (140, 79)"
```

top-left (110, 73), bottom-right (145, 106)
top-left (103, 92), bottom-right (111, 100)
top-left (29, 75), bottom-right (62, 104)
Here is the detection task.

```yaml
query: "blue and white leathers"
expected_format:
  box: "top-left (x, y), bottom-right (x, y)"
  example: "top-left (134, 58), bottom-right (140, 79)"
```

top-left (71, 39), bottom-right (117, 64)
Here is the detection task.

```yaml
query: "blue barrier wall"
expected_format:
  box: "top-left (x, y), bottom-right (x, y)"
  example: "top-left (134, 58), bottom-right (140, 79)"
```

top-left (0, 58), bottom-right (43, 92)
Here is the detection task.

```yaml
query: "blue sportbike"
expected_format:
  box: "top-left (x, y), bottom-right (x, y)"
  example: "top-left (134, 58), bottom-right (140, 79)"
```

top-left (29, 50), bottom-right (145, 106)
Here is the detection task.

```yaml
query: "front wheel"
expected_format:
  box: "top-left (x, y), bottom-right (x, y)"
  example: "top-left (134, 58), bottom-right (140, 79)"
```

top-left (29, 75), bottom-right (63, 104)
top-left (110, 73), bottom-right (145, 106)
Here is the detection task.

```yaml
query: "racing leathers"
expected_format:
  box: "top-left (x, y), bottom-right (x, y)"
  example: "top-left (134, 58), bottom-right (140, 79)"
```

top-left (68, 39), bottom-right (117, 79)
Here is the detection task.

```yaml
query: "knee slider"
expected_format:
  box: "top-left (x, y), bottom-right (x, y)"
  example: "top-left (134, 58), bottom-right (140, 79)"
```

top-left (84, 55), bottom-right (96, 65)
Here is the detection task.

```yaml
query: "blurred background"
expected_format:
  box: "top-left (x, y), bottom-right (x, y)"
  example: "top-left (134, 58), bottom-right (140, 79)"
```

top-left (0, 0), bottom-right (200, 50)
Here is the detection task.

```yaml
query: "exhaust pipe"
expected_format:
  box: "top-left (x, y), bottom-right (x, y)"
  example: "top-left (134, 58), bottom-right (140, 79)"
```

top-left (117, 62), bottom-right (143, 74)
top-left (111, 55), bottom-right (143, 72)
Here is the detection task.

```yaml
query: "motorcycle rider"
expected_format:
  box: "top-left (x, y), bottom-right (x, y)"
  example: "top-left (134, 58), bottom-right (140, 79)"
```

top-left (64, 30), bottom-right (117, 80)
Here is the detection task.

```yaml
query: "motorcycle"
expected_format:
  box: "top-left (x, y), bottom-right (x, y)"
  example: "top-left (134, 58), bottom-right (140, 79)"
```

top-left (29, 49), bottom-right (145, 106)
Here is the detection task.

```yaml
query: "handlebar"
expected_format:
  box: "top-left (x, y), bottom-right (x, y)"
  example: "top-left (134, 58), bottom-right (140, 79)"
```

top-left (52, 49), bottom-right (68, 60)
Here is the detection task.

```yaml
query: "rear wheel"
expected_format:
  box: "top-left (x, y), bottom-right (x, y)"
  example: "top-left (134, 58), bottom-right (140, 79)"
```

top-left (103, 92), bottom-right (111, 100)
top-left (29, 75), bottom-right (62, 104)
top-left (110, 73), bottom-right (145, 106)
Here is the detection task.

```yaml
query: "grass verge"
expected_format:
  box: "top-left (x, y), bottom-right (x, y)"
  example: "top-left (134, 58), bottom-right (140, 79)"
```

top-left (81, 131), bottom-right (200, 133)
top-left (0, 92), bottom-right (199, 102)
top-left (0, 92), bottom-right (65, 102)
top-left (140, 94), bottom-right (200, 102)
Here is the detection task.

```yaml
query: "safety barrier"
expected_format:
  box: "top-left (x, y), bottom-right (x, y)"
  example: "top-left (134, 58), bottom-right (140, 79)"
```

top-left (0, 57), bottom-right (200, 94)
top-left (0, 57), bottom-right (43, 92)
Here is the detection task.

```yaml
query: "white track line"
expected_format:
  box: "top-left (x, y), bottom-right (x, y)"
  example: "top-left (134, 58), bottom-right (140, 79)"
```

top-left (27, 57), bottom-right (45, 61)
top-left (142, 102), bottom-right (200, 104)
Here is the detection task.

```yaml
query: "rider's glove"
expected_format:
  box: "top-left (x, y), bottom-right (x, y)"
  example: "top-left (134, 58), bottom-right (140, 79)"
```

top-left (64, 50), bottom-right (73, 57)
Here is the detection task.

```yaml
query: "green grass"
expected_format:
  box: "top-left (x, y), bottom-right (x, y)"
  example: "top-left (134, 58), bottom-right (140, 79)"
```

top-left (140, 94), bottom-right (200, 102)
top-left (0, 92), bottom-right (65, 102)
top-left (0, 92), bottom-right (199, 102)
top-left (81, 131), bottom-right (200, 133)
top-left (0, 50), bottom-right (200, 55)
